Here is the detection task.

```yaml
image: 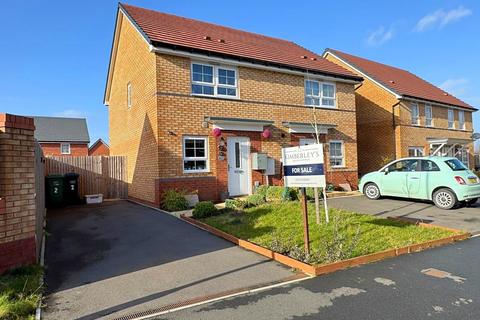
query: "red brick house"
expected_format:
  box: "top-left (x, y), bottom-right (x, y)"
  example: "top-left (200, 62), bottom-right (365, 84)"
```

top-left (88, 138), bottom-right (110, 156)
top-left (104, 4), bottom-right (363, 206)
top-left (33, 116), bottom-right (90, 156)
top-left (324, 49), bottom-right (478, 175)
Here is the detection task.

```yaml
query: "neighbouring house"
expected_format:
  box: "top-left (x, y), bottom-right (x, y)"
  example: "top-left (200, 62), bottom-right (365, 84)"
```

top-left (89, 138), bottom-right (110, 156)
top-left (324, 49), bottom-right (478, 175)
top-left (104, 3), bottom-right (363, 206)
top-left (33, 116), bottom-right (90, 156)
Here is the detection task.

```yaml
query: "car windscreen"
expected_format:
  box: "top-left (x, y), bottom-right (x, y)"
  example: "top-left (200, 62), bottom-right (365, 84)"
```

top-left (445, 159), bottom-right (468, 171)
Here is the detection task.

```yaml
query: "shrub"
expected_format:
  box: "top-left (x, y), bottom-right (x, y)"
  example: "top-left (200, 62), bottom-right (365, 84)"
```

top-left (246, 194), bottom-right (266, 207)
top-left (192, 201), bottom-right (218, 218)
top-left (254, 185), bottom-right (269, 199)
top-left (266, 186), bottom-right (284, 202)
top-left (161, 189), bottom-right (188, 212)
top-left (225, 199), bottom-right (247, 210)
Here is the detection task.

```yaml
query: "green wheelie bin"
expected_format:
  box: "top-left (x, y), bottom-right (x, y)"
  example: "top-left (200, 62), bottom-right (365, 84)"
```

top-left (45, 174), bottom-right (65, 208)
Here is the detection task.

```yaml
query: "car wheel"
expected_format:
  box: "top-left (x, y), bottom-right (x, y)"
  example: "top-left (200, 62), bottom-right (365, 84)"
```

top-left (433, 188), bottom-right (458, 210)
top-left (465, 198), bottom-right (478, 207)
top-left (364, 183), bottom-right (381, 200)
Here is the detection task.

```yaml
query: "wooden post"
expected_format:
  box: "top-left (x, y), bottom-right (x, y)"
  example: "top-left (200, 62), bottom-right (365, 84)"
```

top-left (301, 187), bottom-right (310, 254)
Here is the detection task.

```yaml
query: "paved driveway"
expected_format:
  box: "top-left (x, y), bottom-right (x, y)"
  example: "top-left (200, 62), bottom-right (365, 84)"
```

top-left (329, 195), bottom-right (480, 234)
top-left (44, 201), bottom-right (295, 320)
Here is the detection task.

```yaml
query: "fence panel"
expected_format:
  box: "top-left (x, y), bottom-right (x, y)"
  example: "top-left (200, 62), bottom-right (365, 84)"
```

top-left (34, 141), bottom-right (46, 260)
top-left (45, 156), bottom-right (128, 199)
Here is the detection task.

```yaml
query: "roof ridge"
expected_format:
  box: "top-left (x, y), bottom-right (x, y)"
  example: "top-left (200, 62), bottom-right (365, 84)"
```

top-left (33, 115), bottom-right (87, 120)
top-left (121, 3), bottom-right (296, 46)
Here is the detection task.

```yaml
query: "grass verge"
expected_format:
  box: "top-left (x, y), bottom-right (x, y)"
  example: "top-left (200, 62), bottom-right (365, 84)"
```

top-left (0, 265), bottom-right (43, 320)
top-left (200, 202), bottom-right (457, 265)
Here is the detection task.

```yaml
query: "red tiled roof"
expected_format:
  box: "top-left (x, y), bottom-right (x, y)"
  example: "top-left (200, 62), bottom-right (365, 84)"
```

top-left (325, 49), bottom-right (475, 110)
top-left (120, 4), bottom-right (361, 81)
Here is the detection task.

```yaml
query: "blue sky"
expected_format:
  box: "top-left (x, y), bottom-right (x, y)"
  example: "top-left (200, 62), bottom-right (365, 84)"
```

top-left (1, 1), bottom-right (479, 149)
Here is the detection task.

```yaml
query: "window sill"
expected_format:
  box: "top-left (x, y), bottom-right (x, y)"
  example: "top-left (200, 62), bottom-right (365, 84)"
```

top-left (305, 104), bottom-right (337, 109)
top-left (183, 170), bottom-right (211, 174)
top-left (191, 93), bottom-right (240, 101)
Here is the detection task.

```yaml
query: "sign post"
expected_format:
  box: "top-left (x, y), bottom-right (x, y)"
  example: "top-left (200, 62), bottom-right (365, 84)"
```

top-left (282, 144), bottom-right (326, 255)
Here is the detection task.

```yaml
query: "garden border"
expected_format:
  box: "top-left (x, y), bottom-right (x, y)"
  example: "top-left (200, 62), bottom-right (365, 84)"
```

top-left (181, 214), bottom-right (470, 276)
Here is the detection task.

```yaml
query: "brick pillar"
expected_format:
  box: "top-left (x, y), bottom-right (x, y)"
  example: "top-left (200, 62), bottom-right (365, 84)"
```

top-left (0, 113), bottom-right (37, 273)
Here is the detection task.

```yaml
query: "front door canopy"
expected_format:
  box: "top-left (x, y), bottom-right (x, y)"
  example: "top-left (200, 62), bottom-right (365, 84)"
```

top-left (282, 121), bottom-right (337, 134)
top-left (206, 116), bottom-right (273, 132)
top-left (428, 138), bottom-right (472, 156)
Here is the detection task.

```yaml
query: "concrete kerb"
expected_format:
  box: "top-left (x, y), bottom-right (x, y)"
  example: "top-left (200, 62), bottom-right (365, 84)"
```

top-left (181, 214), bottom-right (471, 277)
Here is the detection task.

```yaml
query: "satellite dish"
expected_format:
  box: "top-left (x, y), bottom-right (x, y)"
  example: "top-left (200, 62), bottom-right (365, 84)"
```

top-left (472, 133), bottom-right (480, 140)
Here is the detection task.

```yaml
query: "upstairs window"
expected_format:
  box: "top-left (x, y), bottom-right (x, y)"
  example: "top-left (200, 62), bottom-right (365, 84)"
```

top-left (329, 140), bottom-right (344, 167)
top-left (61, 143), bottom-right (71, 155)
top-left (191, 63), bottom-right (237, 98)
top-left (458, 110), bottom-right (465, 130)
top-left (305, 80), bottom-right (336, 108)
top-left (448, 109), bottom-right (455, 129)
top-left (425, 104), bottom-right (433, 127)
top-left (127, 82), bottom-right (132, 108)
top-left (410, 103), bottom-right (419, 125)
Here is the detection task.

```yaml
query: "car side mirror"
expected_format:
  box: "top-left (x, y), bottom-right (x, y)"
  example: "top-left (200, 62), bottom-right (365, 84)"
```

top-left (384, 168), bottom-right (390, 175)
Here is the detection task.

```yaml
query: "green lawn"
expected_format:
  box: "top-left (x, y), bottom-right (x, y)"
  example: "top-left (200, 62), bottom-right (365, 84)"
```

top-left (0, 265), bottom-right (43, 320)
top-left (200, 201), bottom-right (457, 264)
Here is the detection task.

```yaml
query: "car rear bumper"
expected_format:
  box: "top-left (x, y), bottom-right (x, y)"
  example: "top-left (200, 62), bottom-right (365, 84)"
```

top-left (456, 184), bottom-right (480, 200)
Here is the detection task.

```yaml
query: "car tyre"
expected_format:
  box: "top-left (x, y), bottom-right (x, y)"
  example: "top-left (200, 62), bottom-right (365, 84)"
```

top-left (433, 188), bottom-right (458, 210)
top-left (364, 183), bottom-right (381, 200)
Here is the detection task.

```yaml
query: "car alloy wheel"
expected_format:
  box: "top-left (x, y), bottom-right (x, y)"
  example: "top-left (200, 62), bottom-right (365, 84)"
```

top-left (364, 183), bottom-right (380, 200)
top-left (433, 188), bottom-right (457, 210)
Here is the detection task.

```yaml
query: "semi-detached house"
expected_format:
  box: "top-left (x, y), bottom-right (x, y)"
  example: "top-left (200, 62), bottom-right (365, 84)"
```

top-left (324, 49), bottom-right (478, 176)
top-left (104, 3), bottom-right (363, 206)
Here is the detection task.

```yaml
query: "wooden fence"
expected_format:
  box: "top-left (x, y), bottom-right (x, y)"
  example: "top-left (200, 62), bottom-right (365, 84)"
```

top-left (45, 156), bottom-right (128, 199)
top-left (34, 141), bottom-right (46, 259)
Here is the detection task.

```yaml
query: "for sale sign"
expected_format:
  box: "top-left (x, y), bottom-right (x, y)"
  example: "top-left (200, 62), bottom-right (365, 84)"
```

top-left (282, 144), bottom-right (326, 188)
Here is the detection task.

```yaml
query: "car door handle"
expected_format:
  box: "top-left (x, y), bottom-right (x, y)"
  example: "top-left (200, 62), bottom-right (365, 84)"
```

top-left (410, 177), bottom-right (420, 180)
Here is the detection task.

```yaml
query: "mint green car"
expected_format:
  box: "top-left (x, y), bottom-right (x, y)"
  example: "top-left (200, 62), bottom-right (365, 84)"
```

top-left (359, 157), bottom-right (480, 209)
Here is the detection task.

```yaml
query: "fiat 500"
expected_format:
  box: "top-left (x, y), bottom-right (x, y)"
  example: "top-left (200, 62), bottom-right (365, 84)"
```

top-left (359, 157), bottom-right (480, 209)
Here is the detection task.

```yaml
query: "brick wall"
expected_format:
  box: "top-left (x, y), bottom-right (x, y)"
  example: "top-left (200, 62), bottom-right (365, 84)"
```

top-left (108, 13), bottom-right (159, 204)
top-left (0, 114), bottom-right (37, 273)
top-left (88, 141), bottom-right (110, 156)
top-left (39, 142), bottom-right (89, 156)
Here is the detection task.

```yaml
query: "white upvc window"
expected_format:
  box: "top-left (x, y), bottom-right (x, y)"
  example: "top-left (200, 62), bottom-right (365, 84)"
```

top-left (305, 80), bottom-right (336, 108)
top-left (458, 110), bottom-right (465, 130)
top-left (425, 104), bottom-right (433, 127)
top-left (329, 140), bottom-right (344, 168)
top-left (408, 146), bottom-right (424, 157)
top-left (60, 143), bottom-right (71, 155)
top-left (183, 136), bottom-right (209, 173)
top-left (127, 82), bottom-right (132, 109)
top-left (410, 103), bottom-right (420, 125)
top-left (448, 109), bottom-right (455, 129)
top-left (191, 63), bottom-right (238, 98)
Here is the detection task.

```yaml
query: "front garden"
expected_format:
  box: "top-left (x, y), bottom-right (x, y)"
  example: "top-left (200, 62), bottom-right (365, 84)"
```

top-left (184, 186), bottom-right (460, 266)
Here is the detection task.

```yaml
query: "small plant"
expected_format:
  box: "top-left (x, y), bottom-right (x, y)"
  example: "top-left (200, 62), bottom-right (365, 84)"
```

top-left (266, 186), bottom-right (285, 202)
top-left (254, 185), bottom-right (269, 200)
top-left (161, 189), bottom-right (188, 212)
top-left (246, 194), bottom-right (266, 207)
top-left (317, 215), bottom-right (361, 263)
top-left (192, 201), bottom-right (218, 219)
top-left (225, 199), bottom-right (247, 210)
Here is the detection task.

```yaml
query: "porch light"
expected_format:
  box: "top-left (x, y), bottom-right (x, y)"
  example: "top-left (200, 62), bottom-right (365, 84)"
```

top-left (212, 128), bottom-right (222, 137)
top-left (262, 128), bottom-right (271, 139)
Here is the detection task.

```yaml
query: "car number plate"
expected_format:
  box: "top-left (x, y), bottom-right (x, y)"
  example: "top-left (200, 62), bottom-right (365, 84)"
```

top-left (468, 178), bottom-right (478, 184)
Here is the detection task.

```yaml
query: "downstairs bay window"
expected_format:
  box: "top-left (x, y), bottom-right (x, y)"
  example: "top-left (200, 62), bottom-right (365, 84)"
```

top-left (183, 136), bottom-right (209, 173)
top-left (329, 140), bottom-right (345, 168)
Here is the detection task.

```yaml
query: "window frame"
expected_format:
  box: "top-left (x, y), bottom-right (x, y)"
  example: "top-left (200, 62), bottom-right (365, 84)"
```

top-left (410, 103), bottom-right (420, 125)
top-left (191, 62), bottom-right (239, 99)
top-left (420, 160), bottom-right (440, 172)
top-left (60, 143), bottom-right (71, 155)
top-left (182, 136), bottom-right (210, 173)
top-left (448, 109), bottom-right (455, 129)
top-left (425, 104), bottom-right (433, 127)
top-left (408, 146), bottom-right (424, 157)
top-left (329, 140), bottom-right (345, 168)
top-left (127, 82), bottom-right (132, 109)
top-left (458, 110), bottom-right (465, 130)
top-left (304, 79), bottom-right (337, 108)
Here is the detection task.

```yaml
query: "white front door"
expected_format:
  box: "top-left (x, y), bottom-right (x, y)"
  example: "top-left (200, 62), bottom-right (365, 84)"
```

top-left (227, 137), bottom-right (251, 196)
top-left (299, 138), bottom-right (316, 146)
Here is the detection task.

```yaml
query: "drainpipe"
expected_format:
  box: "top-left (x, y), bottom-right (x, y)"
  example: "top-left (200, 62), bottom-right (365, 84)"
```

top-left (392, 102), bottom-right (401, 159)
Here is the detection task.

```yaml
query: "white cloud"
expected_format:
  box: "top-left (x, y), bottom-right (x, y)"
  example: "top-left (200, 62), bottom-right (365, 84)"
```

top-left (415, 6), bottom-right (472, 32)
top-left (439, 78), bottom-right (469, 96)
top-left (366, 26), bottom-right (394, 46)
top-left (53, 109), bottom-right (85, 118)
